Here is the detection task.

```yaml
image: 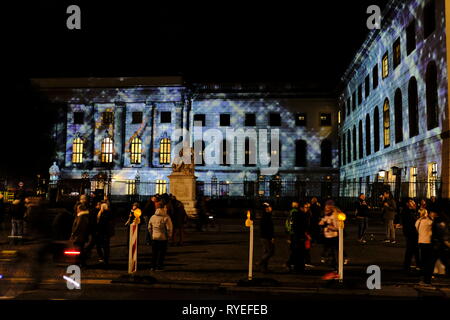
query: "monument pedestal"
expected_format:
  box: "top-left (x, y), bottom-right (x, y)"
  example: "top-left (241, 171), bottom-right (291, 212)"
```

top-left (168, 173), bottom-right (198, 218)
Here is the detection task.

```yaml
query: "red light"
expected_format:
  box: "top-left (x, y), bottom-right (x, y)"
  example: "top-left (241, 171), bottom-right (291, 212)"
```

top-left (64, 250), bottom-right (80, 256)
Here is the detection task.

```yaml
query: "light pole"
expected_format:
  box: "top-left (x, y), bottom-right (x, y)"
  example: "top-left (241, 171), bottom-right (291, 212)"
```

top-left (245, 210), bottom-right (254, 281)
top-left (337, 212), bottom-right (347, 282)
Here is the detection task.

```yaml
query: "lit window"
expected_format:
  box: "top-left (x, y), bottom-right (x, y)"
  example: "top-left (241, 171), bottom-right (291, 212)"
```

top-left (159, 138), bottom-right (171, 165)
top-left (72, 137), bottom-right (84, 164)
top-left (383, 99), bottom-right (390, 147)
top-left (427, 162), bottom-right (438, 198)
top-left (382, 53), bottom-right (389, 79)
top-left (126, 180), bottom-right (136, 195)
top-left (130, 137), bottom-right (142, 164)
top-left (409, 167), bottom-right (417, 198)
top-left (156, 180), bottom-right (167, 195)
top-left (320, 113), bottom-right (331, 126)
top-left (101, 137), bottom-right (113, 163)
top-left (338, 111), bottom-right (341, 125)
top-left (296, 113), bottom-right (307, 126)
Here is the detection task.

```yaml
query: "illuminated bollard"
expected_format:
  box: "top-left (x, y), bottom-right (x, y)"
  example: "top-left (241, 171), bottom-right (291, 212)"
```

top-left (245, 210), bottom-right (254, 281)
top-left (337, 212), bottom-right (346, 282)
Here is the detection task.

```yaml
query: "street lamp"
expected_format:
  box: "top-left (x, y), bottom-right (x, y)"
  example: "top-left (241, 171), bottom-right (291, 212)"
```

top-left (337, 212), bottom-right (347, 282)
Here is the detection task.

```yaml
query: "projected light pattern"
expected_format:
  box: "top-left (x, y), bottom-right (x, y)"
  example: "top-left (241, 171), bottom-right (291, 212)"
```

top-left (338, 0), bottom-right (448, 194)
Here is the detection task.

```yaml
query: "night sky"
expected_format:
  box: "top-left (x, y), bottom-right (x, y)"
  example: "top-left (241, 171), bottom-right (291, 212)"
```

top-left (2, 0), bottom-right (390, 179)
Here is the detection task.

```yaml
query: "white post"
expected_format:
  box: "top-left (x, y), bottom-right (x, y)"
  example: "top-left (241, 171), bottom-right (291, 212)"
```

top-left (128, 223), bottom-right (138, 274)
top-left (248, 223), bottom-right (254, 281)
top-left (338, 227), bottom-right (344, 282)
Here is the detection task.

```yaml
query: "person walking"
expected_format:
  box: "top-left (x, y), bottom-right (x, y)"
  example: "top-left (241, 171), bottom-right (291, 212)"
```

top-left (382, 191), bottom-right (397, 244)
top-left (356, 193), bottom-right (370, 243)
top-left (70, 204), bottom-right (90, 267)
top-left (148, 201), bottom-right (173, 271)
top-left (257, 202), bottom-right (275, 273)
top-left (400, 199), bottom-right (420, 271)
top-left (319, 200), bottom-right (340, 272)
top-left (416, 210), bottom-right (434, 286)
top-left (10, 199), bottom-right (25, 245)
top-left (96, 202), bottom-right (114, 266)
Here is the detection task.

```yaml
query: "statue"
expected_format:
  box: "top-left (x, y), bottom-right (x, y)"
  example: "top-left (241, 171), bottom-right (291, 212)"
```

top-left (172, 147), bottom-right (195, 175)
top-left (49, 161), bottom-right (60, 183)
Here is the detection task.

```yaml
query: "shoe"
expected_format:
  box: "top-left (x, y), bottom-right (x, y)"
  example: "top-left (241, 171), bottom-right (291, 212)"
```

top-left (320, 258), bottom-right (326, 264)
top-left (344, 259), bottom-right (349, 265)
top-left (391, 240), bottom-right (397, 244)
top-left (98, 259), bottom-right (105, 264)
top-left (305, 264), bottom-right (315, 268)
top-left (361, 239), bottom-right (367, 244)
top-left (383, 239), bottom-right (390, 243)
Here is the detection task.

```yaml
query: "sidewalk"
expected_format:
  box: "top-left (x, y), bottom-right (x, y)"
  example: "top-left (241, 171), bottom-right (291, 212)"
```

top-left (1, 217), bottom-right (449, 299)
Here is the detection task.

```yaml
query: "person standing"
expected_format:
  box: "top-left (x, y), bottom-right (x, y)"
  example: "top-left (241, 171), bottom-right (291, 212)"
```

top-left (10, 199), bottom-right (25, 245)
top-left (286, 201), bottom-right (309, 273)
top-left (257, 202), bottom-right (275, 273)
top-left (172, 199), bottom-right (187, 246)
top-left (96, 202), bottom-right (114, 266)
top-left (70, 204), bottom-right (90, 267)
top-left (148, 201), bottom-right (173, 271)
top-left (382, 191), bottom-right (397, 244)
top-left (400, 199), bottom-right (420, 271)
top-left (0, 193), bottom-right (5, 231)
top-left (430, 211), bottom-right (449, 278)
top-left (356, 193), bottom-right (370, 243)
top-left (416, 210), bottom-right (434, 285)
top-left (309, 197), bottom-right (322, 244)
top-left (319, 200), bottom-right (340, 272)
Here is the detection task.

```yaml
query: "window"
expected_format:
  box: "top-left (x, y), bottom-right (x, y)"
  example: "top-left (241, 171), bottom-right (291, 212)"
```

top-left (352, 92), bottom-right (356, 111)
top-left (352, 126), bottom-right (357, 161)
top-left (346, 98), bottom-right (351, 115)
top-left (406, 20), bottom-right (416, 55)
top-left (373, 64), bottom-right (379, 89)
top-left (220, 114), bottom-right (230, 127)
top-left (347, 130), bottom-right (351, 164)
top-left (382, 52), bottom-right (389, 79)
top-left (393, 38), bottom-right (401, 69)
top-left (365, 75), bottom-right (370, 98)
top-left (296, 113), bottom-right (307, 126)
top-left (101, 137), bottom-right (113, 163)
top-left (245, 113), bottom-right (256, 126)
top-left (269, 113), bottom-right (281, 126)
top-left (126, 180), bottom-right (137, 195)
top-left (193, 114), bottom-right (205, 126)
top-left (365, 114), bottom-right (371, 156)
top-left (408, 77), bottom-right (419, 137)
top-left (409, 167), bottom-right (417, 198)
top-left (130, 137), bottom-right (142, 164)
top-left (102, 112), bottom-right (114, 125)
top-left (427, 162), bottom-right (438, 198)
top-left (424, 0), bottom-right (436, 39)
top-left (383, 99), bottom-right (391, 148)
top-left (72, 137), bottom-right (84, 163)
top-left (156, 180), bottom-right (167, 195)
top-left (244, 137), bottom-right (256, 166)
top-left (374, 107), bottom-right (380, 152)
top-left (394, 89), bottom-right (403, 143)
top-left (320, 140), bottom-right (332, 167)
top-left (131, 112), bottom-right (143, 124)
top-left (358, 121), bottom-right (363, 159)
top-left (320, 113), bottom-right (332, 126)
top-left (426, 61), bottom-right (439, 130)
top-left (74, 112), bottom-right (84, 124)
top-left (160, 112), bottom-right (171, 124)
top-left (159, 138), bottom-right (171, 165)
top-left (295, 140), bottom-right (307, 167)
top-left (358, 84), bottom-right (363, 106)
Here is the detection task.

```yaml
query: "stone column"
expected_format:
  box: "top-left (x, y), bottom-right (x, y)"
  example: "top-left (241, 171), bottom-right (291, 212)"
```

top-left (113, 102), bottom-right (126, 169)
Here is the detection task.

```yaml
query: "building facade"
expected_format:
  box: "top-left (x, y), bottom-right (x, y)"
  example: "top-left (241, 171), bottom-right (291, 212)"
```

top-left (338, 0), bottom-right (450, 200)
top-left (33, 77), bottom-right (339, 199)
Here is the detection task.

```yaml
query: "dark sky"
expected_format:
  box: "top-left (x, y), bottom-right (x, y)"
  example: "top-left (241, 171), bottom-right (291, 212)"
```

top-left (6, 0), bottom-right (389, 90)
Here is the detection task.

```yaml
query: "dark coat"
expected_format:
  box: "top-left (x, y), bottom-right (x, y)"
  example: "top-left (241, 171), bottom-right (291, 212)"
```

top-left (382, 199), bottom-right (397, 220)
top-left (292, 210), bottom-right (309, 240)
top-left (97, 209), bottom-right (115, 237)
top-left (356, 200), bottom-right (370, 217)
top-left (10, 202), bottom-right (25, 220)
top-left (142, 199), bottom-right (156, 218)
top-left (400, 207), bottom-right (418, 237)
top-left (259, 211), bottom-right (274, 240)
top-left (70, 211), bottom-right (90, 243)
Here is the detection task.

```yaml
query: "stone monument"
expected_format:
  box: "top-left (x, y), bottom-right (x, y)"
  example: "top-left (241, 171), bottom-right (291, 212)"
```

top-left (168, 148), bottom-right (198, 218)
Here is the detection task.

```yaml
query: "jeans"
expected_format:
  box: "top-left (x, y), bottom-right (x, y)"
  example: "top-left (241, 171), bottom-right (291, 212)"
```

top-left (323, 237), bottom-right (339, 271)
top-left (11, 219), bottom-right (24, 241)
top-left (96, 234), bottom-right (111, 264)
top-left (357, 217), bottom-right (369, 240)
top-left (403, 234), bottom-right (420, 269)
top-left (287, 237), bottom-right (305, 272)
top-left (419, 243), bottom-right (434, 284)
top-left (144, 216), bottom-right (151, 244)
top-left (152, 240), bottom-right (168, 269)
top-left (259, 238), bottom-right (275, 271)
top-left (385, 219), bottom-right (395, 241)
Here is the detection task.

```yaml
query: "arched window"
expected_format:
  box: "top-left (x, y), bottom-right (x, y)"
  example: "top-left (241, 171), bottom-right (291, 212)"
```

top-left (394, 89), bottom-right (403, 143)
top-left (347, 129), bottom-right (351, 163)
top-left (159, 138), bottom-right (171, 165)
top-left (130, 137), bottom-right (142, 164)
top-left (365, 114), bottom-right (371, 156)
top-left (320, 139), bottom-right (332, 167)
top-left (408, 77), bottom-right (419, 137)
top-left (352, 126), bottom-right (357, 161)
top-left (426, 61), bottom-right (439, 130)
top-left (374, 106), bottom-right (380, 152)
top-left (72, 137), bottom-right (84, 164)
top-left (101, 137), bottom-right (113, 163)
top-left (358, 121), bottom-right (363, 159)
top-left (295, 140), bottom-right (307, 167)
top-left (383, 99), bottom-right (391, 148)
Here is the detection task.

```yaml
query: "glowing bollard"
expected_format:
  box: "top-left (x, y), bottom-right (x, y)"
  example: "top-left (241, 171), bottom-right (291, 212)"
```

top-left (337, 212), bottom-right (347, 282)
top-left (245, 210), bottom-right (254, 281)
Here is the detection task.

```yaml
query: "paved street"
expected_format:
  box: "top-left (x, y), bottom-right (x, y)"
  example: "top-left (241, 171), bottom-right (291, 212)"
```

top-left (0, 214), bottom-right (449, 300)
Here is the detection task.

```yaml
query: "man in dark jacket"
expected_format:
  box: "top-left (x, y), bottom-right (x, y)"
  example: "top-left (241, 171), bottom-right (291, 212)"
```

top-left (257, 202), bottom-right (275, 273)
top-left (10, 199), bottom-right (25, 244)
top-left (286, 201), bottom-right (309, 273)
top-left (356, 193), bottom-right (370, 243)
top-left (382, 191), bottom-right (397, 243)
top-left (400, 199), bottom-right (420, 271)
top-left (70, 204), bottom-right (90, 267)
